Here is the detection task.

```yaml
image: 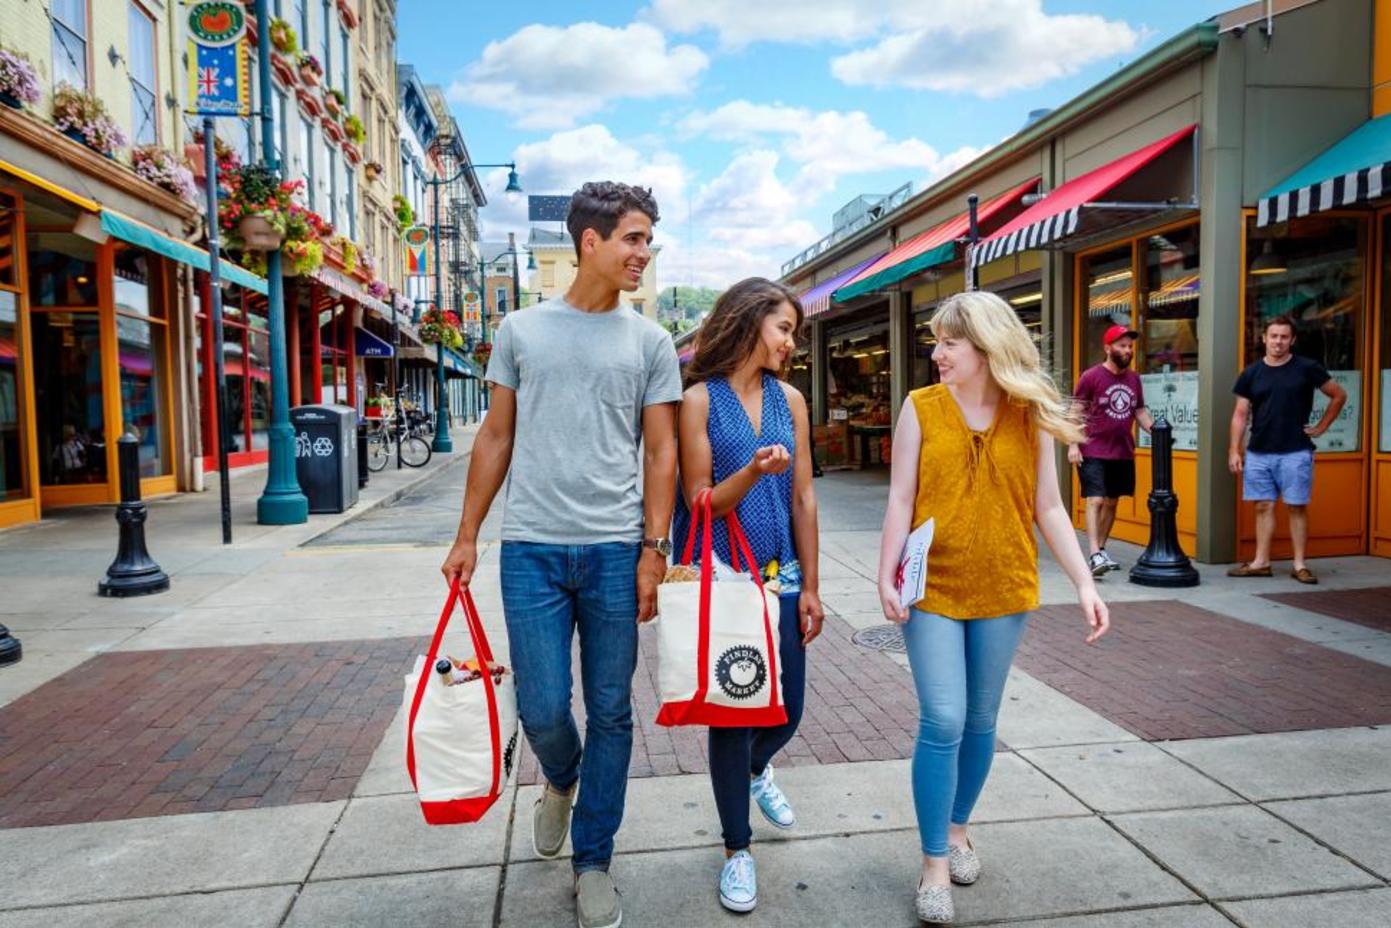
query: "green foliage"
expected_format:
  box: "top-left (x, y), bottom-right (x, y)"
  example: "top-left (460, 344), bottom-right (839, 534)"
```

top-left (656, 286), bottom-right (720, 323)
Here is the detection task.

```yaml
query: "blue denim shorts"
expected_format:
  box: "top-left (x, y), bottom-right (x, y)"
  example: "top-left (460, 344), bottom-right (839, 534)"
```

top-left (1243, 450), bottom-right (1314, 505)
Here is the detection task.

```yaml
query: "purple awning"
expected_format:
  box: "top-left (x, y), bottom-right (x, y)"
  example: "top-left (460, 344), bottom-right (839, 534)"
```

top-left (797, 253), bottom-right (885, 318)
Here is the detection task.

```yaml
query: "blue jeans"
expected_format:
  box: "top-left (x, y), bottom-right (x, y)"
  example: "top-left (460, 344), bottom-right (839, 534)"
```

top-left (499, 541), bottom-right (641, 874)
top-left (708, 592), bottom-right (806, 851)
top-left (902, 609), bottom-right (1028, 857)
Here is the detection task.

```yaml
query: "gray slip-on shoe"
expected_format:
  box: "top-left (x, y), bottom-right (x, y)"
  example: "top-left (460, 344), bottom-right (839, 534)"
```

top-left (575, 870), bottom-right (622, 928)
top-left (948, 840), bottom-right (980, 885)
top-left (915, 882), bottom-right (954, 924)
top-left (533, 781), bottom-right (575, 859)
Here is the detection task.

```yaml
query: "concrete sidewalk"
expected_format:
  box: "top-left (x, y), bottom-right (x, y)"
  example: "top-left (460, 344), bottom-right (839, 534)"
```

top-left (1, 465), bottom-right (1389, 927)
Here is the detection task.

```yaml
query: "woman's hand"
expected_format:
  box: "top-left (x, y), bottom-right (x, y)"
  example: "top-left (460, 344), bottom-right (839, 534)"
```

top-left (879, 582), bottom-right (908, 624)
top-left (1079, 584), bottom-right (1110, 643)
top-left (748, 445), bottom-right (791, 476)
top-left (799, 589), bottom-right (825, 645)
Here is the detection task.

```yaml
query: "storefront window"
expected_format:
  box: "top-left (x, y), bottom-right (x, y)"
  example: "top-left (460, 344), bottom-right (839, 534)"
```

top-left (828, 323), bottom-right (891, 423)
top-left (912, 310), bottom-right (939, 389)
top-left (0, 197), bottom-right (15, 288)
top-left (0, 290), bottom-right (27, 501)
top-left (115, 246), bottom-right (158, 317)
top-left (248, 329), bottom-right (270, 450)
top-left (1380, 214), bottom-right (1391, 454)
top-left (27, 240), bottom-right (98, 307)
top-left (1140, 225), bottom-right (1201, 450)
top-left (223, 327), bottom-right (246, 453)
top-left (32, 312), bottom-right (105, 484)
top-left (117, 316), bottom-right (168, 477)
top-left (1081, 245), bottom-right (1133, 369)
top-left (1246, 216), bottom-right (1365, 453)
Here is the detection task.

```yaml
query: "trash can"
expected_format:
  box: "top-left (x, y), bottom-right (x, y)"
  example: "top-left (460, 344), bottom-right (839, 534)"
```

top-left (289, 404), bottom-right (359, 513)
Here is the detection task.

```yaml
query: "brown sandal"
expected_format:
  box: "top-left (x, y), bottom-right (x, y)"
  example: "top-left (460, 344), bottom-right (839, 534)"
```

top-left (1290, 567), bottom-right (1318, 585)
top-left (1226, 563), bottom-right (1273, 578)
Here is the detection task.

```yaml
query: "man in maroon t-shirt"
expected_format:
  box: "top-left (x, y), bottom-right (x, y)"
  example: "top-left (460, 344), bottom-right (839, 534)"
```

top-left (1069, 325), bottom-right (1154, 578)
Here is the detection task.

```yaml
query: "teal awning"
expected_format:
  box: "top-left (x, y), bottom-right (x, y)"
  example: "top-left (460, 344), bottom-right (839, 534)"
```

top-left (1256, 113), bottom-right (1391, 226)
top-left (834, 242), bottom-right (956, 303)
top-left (99, 210), bottom-right (269, 294)
top-left (443, 349), bottom-right (481, 378)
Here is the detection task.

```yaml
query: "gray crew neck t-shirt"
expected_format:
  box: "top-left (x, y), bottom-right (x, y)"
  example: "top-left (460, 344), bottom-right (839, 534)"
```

top-left (485, 297), bottom-right (682, 544)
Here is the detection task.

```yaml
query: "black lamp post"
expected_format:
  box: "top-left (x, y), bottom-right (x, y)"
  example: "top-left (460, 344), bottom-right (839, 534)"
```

top-left (426, 162), bottom-right (520, 453)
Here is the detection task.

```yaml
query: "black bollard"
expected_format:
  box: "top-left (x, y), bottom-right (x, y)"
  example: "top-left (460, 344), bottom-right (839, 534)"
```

top-left (1129, 418), bottom-right (1200, 587)
top-left (0, 623), bottom-right (20, 665)
top-left (99, 434), bottom-right (171, 597)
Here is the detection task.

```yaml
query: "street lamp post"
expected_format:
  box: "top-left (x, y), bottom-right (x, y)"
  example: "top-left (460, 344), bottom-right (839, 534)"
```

top-left (253, 0), bottom-right (308, 524)
top-left (425, 161), bottom-right (520, 453)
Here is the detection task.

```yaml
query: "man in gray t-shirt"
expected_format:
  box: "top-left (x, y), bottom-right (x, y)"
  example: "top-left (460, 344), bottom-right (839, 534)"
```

top-left (442, 182), bottom-right (679, 928)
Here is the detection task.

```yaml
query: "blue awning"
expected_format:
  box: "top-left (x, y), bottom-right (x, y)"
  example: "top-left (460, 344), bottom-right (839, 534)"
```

top-left (355, 327), bottom-right (394, 358)
top-left (99, 210), bottom-right (268, 294)
top-left (797, 254), bottom-right (884, 318)
top-left (443, 349), bottom-right (482, 377)
top-left (1257, 113), bottom-right (1391, 226)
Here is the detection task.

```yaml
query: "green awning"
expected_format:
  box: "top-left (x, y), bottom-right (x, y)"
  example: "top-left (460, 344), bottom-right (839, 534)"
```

top-left (834, 242), bottom-right (956, 302)
top-left (99, 210), bottom-right (269, 294)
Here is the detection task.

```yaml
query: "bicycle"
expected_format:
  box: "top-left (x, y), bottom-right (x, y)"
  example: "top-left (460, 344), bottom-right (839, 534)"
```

top-left (365, 399), bottom-right (432, 470)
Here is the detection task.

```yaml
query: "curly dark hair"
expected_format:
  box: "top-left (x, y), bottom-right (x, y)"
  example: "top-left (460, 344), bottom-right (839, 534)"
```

top-left (566, 182), bottom-right (660, 260)
top-left (684, 278), bottom-right (804, 388)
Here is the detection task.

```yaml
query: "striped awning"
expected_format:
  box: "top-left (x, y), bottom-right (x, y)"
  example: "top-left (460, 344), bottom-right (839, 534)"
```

top-left (970, 125), bottom-right (1197, 269)
top-left (796, 253), bottom-right (885, 318)
top-left (1256, 113), bottom-right (1391, 227)
top-left (833, 177), bottom-right (1039, 303)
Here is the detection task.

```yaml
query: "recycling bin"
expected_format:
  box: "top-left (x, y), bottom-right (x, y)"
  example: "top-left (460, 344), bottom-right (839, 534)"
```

top-left (289, 404), bottom-right (359, 513)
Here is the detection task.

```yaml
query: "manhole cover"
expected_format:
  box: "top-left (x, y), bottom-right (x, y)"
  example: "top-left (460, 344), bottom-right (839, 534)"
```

top-left (851, 624), bottom-right (906, 653)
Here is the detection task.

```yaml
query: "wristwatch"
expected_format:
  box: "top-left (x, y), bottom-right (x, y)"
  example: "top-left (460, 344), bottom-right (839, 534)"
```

top-left (642, 537), bottom-right (673, 557)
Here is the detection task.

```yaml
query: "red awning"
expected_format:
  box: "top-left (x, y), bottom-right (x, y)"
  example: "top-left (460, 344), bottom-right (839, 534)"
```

top-left (834, 176), bottom-right (1040, 301)
top-left (971, 125), bottom-right (1196, 269)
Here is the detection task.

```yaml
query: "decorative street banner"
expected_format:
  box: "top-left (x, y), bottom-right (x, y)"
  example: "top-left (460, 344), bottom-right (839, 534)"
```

top-left (185, 1), bottom-right (250, 116)
top-left (462, 290), bottom-right (481, 325)
top-left (404, 226), bottom-right (431, 277)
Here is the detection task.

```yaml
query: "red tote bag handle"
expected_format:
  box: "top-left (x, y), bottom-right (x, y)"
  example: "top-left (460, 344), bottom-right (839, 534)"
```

top-left (405, 579), bottom-right (503, 800)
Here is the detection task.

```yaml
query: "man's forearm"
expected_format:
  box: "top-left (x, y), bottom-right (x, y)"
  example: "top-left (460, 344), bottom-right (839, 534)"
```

top-left (455, 428), bottom-right (513, 543)
top-left (642, 442), bottom-right (678, 539)
top-left (1228, 413), bottom-right (1246, 455)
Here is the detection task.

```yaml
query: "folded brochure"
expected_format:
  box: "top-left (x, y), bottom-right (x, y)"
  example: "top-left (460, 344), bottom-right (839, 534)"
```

top-left (897, 518), bottom-right (934, 611)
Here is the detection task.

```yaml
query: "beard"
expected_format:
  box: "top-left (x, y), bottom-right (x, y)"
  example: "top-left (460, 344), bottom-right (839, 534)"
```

top-left (1108, 351), bottom-right (1132, 369)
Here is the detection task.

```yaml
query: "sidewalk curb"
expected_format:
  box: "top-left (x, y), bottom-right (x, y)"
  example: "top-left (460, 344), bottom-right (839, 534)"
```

top-left (294, 444), bottom-right (473, 548)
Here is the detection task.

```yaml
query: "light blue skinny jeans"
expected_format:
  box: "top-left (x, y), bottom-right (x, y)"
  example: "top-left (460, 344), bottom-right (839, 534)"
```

top-left (903, 609), bottom-right (1029, 857)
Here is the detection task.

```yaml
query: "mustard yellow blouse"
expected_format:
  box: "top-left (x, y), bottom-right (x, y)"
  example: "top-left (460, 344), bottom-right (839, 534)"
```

top-left (910, 385), bottom-right (1039, 619)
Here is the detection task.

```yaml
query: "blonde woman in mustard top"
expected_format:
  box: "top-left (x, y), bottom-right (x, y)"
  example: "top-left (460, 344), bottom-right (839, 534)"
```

top-left (876, 291), bottom-right (1110, 924)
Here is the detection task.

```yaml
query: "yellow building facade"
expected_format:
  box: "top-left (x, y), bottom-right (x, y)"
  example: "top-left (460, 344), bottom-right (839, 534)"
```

top-left (527, 229), bottom-right (660, 319)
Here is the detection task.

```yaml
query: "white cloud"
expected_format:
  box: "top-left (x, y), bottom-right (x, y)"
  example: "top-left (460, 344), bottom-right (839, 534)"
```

top-left (831, 10), bottom-right (1139, 95)
top-left (449, 22), bottom-right (708, 130)
top-left (648, 0), bottom-right (1139, 96)
top-left (680, 102), bottom-right (987, 198)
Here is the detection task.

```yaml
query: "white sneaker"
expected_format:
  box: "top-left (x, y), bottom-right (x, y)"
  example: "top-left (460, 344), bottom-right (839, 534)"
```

top-left (719, 850), bottom-right (757, 913)
top-left (1088, 552), bottom-right (1108, 579)
top-left (751, 764), bottom-right (795, 829)
top-left (1100, 549), bottom-right (1121, 572)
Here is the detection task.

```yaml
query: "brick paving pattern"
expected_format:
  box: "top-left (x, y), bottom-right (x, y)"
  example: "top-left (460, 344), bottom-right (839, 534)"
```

top-left (1014, 600), bottom-right (1391, 741)
top-left (0, 637), bottom-right (423, 828)
top-left (1261, 585), bottom-right (1391, 633)
top-left (515, 613), bottom-right (921, 785)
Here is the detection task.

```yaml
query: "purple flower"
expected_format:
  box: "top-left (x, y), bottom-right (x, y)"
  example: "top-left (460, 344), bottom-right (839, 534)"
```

top-left (0, 47), bottom-right (42, 105)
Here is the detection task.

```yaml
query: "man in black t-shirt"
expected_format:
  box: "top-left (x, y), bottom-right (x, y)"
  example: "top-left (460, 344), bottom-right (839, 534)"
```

top-left (1227, 315), bottom-right (1347, 584)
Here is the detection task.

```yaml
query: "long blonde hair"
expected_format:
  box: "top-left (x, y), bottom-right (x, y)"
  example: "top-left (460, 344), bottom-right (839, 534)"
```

top-left (930, 291), bottom-right (1085, 445)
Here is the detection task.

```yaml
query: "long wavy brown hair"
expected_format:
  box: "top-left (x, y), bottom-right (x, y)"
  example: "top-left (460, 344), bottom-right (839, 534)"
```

top-left (684, 277), bottom-right (805, 387)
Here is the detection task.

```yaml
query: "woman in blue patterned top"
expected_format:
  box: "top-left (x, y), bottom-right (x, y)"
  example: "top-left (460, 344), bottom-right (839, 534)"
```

top-left (672, 277), bottom-right (823, 914)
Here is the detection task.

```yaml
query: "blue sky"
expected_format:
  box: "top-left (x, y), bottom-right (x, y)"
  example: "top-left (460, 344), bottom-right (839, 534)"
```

top-left (398, 1), bottom-right (1231, 289)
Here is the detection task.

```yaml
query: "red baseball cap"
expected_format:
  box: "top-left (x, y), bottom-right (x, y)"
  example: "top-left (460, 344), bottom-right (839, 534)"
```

top-left (1103, 324), bottom-right (1139, 346)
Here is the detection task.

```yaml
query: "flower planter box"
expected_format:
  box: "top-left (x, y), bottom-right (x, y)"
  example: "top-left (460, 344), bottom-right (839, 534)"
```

top-left (270, 52), bottom-right (298, 88)
top-left (298, 65), bottom-right (321, 87)
top-left (323, 94), bottom-right (342, 117)
top-left (0, 90), bottom-right (22, 110)
top-left (60, 126), bottom-right (85, 146)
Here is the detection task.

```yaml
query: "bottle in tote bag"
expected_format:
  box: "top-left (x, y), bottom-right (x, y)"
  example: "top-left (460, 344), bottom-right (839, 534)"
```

top-left (654, 489), bottom-right (786, 728)
top-left (404, 579), bottom-right (519, 825)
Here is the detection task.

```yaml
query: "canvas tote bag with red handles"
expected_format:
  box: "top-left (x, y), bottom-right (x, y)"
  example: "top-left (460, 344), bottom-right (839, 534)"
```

top-left (403, 579), bottom-right (519, 824)
top-left (655, 489), bottom-right (786, 728)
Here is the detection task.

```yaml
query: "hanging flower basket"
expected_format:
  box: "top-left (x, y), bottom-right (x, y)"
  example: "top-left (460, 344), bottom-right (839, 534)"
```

top-left (269, 18), bottom-right (298, 55)
top-left (324, 88), bottom-right (344, 117)
top-left (297, 53), bottom-right (323, 87)
top-left (419, 307), bottom-right (464, 350)
top-left (392, 194), bottom-right (414, 231)
top-left (363, 160), bottom-right (383, 182)
top-left (343, 113), bottom-right (366, 147)
top-left (472, 342), bottom-right (493, 369)
top-left (239, 213), bottom-right (283, 250)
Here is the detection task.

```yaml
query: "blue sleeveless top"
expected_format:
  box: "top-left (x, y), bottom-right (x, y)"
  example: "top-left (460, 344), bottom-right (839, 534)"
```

top-left (672, 373), bottom-right (801, 592)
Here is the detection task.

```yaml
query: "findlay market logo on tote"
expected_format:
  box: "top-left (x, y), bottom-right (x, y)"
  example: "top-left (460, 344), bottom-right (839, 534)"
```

top-left (186, 2), bottom-right (250, 116)
top-left (404, 226), bottom-right (432, 277)
top-left (715, 646), bottom-right (768, 701)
